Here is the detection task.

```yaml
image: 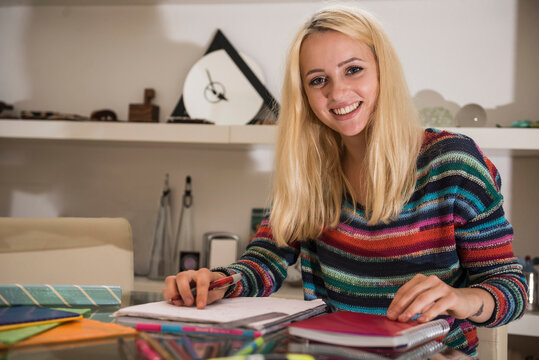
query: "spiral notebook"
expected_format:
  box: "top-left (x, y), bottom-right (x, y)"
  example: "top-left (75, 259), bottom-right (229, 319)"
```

top-left (114, 297), bottom-right (326, 334)
top-left (289, 340), bottom-right (447, 360)
top-left (287, 311), bottom-right (450, 351)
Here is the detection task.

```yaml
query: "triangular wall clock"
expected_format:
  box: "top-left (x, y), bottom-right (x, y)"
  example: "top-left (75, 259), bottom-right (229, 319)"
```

top-left (169, 30), bottom-right (280, 125)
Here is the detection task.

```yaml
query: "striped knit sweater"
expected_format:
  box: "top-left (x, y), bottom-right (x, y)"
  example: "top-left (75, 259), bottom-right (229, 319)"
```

top-left (215, 128), bottom-right (527, 356)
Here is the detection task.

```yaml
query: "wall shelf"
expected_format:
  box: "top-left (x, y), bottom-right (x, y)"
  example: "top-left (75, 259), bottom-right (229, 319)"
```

top-left (440, 127), bottom-right (539, 153)
top-left (1, 120), bottom-right (538, 150)
top-left (0, 119), bottom-right (278, 146)
top-left (0, 120), bottom-right (230, 144)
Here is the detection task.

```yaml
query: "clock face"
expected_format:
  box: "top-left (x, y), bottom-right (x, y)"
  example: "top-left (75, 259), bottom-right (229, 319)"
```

top-left (182, 49), bottom-right (265, 125)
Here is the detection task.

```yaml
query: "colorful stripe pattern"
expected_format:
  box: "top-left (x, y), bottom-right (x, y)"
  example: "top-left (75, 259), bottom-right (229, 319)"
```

top-left (215, 129), bottom-right (527, 356)
top-left (0, 284), bottom-right (122, 307)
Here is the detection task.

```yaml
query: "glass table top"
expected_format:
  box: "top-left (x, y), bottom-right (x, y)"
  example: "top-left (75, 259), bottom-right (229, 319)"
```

top-left (0, 291), bottom-right (472, 360)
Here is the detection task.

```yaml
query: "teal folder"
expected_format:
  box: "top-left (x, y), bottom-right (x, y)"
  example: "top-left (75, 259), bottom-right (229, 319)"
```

top-left (0, 284), bottom-right (122, 307)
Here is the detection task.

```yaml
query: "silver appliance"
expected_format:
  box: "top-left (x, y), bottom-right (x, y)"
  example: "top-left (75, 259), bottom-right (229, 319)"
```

top-left (203, 232), bottom-right (240, 268)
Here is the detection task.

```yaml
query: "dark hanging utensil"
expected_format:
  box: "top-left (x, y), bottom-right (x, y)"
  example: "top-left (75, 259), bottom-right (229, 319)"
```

top-left (174, 176), bottom-right (200, 272)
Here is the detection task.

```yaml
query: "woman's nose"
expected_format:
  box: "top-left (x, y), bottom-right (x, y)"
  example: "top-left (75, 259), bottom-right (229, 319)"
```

top-left (326, 79), bottom-right (348, 101)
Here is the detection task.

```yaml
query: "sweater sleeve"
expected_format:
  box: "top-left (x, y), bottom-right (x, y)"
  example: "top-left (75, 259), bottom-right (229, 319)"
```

top-left (451, 136), bottom-right (527, 327)
top-left (212, 217), bottom-right (300, 298)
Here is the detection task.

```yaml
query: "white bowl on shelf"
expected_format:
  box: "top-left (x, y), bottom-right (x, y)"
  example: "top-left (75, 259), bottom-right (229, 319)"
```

top-left (455, 103), bottom-right (487, 127)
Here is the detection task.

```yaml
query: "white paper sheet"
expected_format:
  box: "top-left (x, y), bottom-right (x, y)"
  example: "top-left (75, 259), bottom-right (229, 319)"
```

top-left (113, 297), bottom-right (326, 330)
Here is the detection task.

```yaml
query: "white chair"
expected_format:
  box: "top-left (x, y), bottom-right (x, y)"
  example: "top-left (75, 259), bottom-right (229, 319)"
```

top-left (0, 217), bottom-right (134, 292)
top-left (477, 326), bottom-right (508, 360)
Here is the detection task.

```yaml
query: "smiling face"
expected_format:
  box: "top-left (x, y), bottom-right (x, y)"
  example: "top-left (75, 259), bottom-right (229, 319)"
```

top-left (300, 30), bottom-right (379, 140)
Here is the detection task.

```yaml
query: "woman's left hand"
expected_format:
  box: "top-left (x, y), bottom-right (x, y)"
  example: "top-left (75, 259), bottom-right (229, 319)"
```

top-left (386, 274), bottom-right (492, 323)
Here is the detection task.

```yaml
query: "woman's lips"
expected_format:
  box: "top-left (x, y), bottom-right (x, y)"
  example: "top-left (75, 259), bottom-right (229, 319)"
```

top-left (331, 101), bottom-right (362, 117)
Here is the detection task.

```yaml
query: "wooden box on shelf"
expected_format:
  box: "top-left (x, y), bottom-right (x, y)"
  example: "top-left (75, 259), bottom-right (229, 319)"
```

top-left (128, 88), bottom-right (159, 122)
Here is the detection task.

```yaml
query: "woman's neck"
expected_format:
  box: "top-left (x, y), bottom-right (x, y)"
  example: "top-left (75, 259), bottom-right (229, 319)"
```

top-left (341, 133), bottom-right (368, 204)
top-left (341, 132), bottom-right (367, 163)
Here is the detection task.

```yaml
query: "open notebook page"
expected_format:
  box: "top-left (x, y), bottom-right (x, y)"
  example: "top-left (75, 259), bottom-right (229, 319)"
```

top-left (113, 297), bottom-right (326, 330)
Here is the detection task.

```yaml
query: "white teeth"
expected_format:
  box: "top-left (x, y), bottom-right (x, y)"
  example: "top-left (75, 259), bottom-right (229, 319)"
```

top-left (332, 102), bottom-right (361, 115)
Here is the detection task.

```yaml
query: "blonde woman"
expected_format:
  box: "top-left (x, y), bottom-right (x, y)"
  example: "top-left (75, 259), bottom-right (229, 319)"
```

top-left (164, 6), bottom-right (526, 356)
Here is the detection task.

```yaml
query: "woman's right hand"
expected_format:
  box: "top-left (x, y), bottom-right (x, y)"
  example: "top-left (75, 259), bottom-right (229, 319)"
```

top-left (163, 268), bottom-right (227, 309)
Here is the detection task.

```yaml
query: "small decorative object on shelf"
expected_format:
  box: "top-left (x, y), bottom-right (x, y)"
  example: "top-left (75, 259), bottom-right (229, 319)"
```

top-left (418, 107), bottom-right (453, 127)
top-left (90, 109), bottom-right (117, 121)
top-left (455, 103), bottom-right (487, 127)
top-left (511, 120), bottom-right (539, 128)
top-left (20, 110), bottom-right (88, 121)
top-left (0, 101), bottom-right (13, 113)
top-left (167, 117), bottom-right (214, 124)
top-left (0, 101), bottom-right (15, 119)
top-left (169, 29), bottom-right (279, 125)
top-left (129, 88), bottom-right (159, 122)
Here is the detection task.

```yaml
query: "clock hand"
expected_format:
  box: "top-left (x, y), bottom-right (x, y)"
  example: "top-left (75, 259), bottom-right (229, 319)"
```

top-left (206, 69), bottom-right (218, 95)
top-left (206, 69), bottom-right (228, 102)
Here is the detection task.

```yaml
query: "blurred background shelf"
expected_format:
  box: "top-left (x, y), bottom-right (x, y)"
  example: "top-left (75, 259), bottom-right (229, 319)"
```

top-left (0, 119), bottom-right (230, 144)
top-left (1, 120), bottom-right (537, 151)
top-left (507, 310), bottom-right (539, 337)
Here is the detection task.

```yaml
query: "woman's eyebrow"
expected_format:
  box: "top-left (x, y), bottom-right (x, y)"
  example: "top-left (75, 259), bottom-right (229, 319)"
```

top-left (303, 57), bottom-right (364, 77)
top-left (304, 68), bottom-right (324, 77)
top-left (338, 57), bottom-right (363, 67)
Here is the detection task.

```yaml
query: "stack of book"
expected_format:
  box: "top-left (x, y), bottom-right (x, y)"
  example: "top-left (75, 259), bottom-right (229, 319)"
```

top-left (114, 296), bottom-right (327, 336)
top-left (113, 296), bottom-right (328, 358)
top-left (0, 284), bottom-right (136, 349)
top-left (287, 311), bottom-right (452, 359)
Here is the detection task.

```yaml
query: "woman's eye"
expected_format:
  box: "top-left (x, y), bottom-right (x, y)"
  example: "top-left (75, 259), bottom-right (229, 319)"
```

top-left (347, 66), bottom-right (363, 75)
top-left (309, 77), bottom-right (326, 87)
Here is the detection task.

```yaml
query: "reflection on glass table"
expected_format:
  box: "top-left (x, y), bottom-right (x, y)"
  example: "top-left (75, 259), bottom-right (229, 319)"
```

top-left (0, 291), bottom-right (473, 360)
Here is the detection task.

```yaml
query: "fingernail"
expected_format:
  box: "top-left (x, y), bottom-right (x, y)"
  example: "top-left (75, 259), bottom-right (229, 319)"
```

top-left (399, 314), bottom-right (410, 322)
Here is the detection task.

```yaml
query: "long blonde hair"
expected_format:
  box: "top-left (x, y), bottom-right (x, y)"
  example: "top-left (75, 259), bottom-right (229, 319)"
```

top-left (270, 5), bottom-right (422, 246)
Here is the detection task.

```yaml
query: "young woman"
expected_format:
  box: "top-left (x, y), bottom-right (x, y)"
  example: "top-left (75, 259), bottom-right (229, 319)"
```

top-left (163, 6), bottom-right (527, 356)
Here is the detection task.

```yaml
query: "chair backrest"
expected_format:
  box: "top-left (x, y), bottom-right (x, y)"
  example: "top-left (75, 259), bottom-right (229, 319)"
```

top-left (0, 217), bottom-right (134, 292)
top-left (477, 325), bottom-right (508, 360)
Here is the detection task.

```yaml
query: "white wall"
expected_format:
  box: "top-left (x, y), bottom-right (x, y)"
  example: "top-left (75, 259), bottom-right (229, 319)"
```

top-left (2, 0), bottom-right (538, 125)
top-left (1, 0), bottom-right (538, 274)
top-left (0, 139), bottom-right (276, 274)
